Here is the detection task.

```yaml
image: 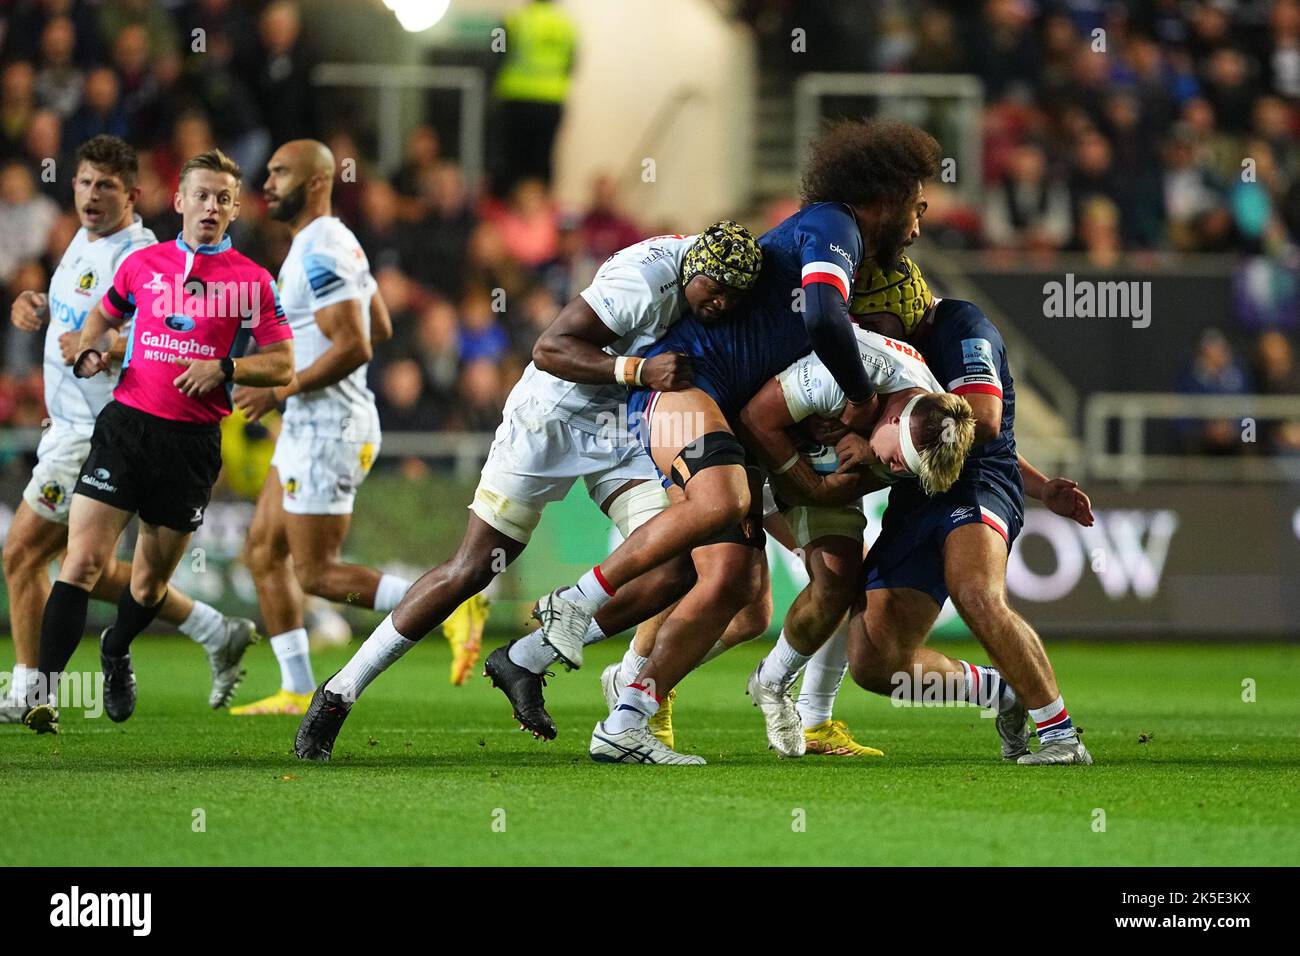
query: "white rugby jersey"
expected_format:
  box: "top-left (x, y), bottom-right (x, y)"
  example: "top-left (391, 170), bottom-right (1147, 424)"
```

top-left (277, 216), bottom-right (379, 437)
top-left (512, 234), bottom-right (694, 425)
top-left (777, 328), bottom-right (942, 423)
top-left (44, 218), bottom-right (156, 434)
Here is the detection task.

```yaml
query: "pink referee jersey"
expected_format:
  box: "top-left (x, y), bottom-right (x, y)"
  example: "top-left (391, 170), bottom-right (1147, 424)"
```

top-left (101, 234), bottom-right (292, 424)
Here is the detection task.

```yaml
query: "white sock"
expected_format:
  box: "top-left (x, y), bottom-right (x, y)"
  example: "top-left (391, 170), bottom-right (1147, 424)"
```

top-left (1029, 696), bottom-right (1077, 744)
top-left (508, 632), bottom-right (557, 674)
top-left (559, 566), bottom-right (614, 614)
top-left (583, 619), bottom-right (607, 646)
top-left (618, 641), bottom-right (647, 685)
top-left (178, 600), bottom-right (225, 649)
top-left (759, 631), bottom-right (810, 690)
top-left (604, 681), bottom-right (658, 733)
top-left (797, 623), bottom-right (848, 729)
top-left (269, 628), bottom-right (314, 694)
top-left (699, 640), bottom-right (729, 666)
top-left (326, 613), bottom-right (417, 702)
top-left (8, 664), bottom-right (35, 703)
top-left (373, 573), bottom-right (412, 612)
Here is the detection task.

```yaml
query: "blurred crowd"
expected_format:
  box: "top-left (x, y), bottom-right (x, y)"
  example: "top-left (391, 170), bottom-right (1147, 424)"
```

top-left (0, 0), bottom-right (648, 448)
top-left (744, 0), bottom-right (1300, 262)
top-left (741, 0), bottom-right (1300, 455)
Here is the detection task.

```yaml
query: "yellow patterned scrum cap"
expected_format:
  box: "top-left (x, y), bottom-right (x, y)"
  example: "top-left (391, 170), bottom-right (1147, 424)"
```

top-left (682, 220), bottom-right (763, 291)
top-left (850, 255), bottom-right (934, 334)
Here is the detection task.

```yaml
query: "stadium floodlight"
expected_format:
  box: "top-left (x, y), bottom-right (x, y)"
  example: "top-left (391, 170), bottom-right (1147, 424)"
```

top-left (383, 0), bottom-right (450, 33)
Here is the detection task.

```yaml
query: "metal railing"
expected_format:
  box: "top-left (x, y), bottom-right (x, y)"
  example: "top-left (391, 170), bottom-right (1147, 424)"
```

top-left (1083, 392), bottom-right (1300, 484)
top-left (311, 62), bottom-right (486, 189)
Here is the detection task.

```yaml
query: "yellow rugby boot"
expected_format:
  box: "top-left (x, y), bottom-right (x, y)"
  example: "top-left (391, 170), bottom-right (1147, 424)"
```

top-left (443, 594), bottom-right (489, 686)
top-left (229, 688), bottom-right (313, 716)
top-left (803, 719), bottom-right (884, 757)
top-left (647, 689), bottom-right (676, 749)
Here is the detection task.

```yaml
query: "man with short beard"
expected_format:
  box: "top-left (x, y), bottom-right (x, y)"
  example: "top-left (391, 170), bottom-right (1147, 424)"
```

top-left (228, 139), bottom-right (426, 715)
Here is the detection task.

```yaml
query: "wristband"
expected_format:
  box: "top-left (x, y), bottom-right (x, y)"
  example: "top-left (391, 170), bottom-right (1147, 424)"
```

top-left (220, 357), bottom-right (235, 382)
top-left (72, 349), bottom-right (102, 379)
top-left (614, 356), bottom-right (643, 387)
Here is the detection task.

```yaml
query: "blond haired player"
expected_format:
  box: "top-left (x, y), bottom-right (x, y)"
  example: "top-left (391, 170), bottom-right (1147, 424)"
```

top-left (847, 257), bottom-right (1096, 765)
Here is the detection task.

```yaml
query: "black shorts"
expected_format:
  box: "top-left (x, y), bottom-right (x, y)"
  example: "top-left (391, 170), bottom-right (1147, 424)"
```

top-left (76, 401), bottom-right (222, 532)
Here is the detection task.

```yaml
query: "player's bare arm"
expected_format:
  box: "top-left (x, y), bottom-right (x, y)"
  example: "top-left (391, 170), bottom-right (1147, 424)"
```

top-left (964, 391), bottom-right (1002, 443)
top-left (235, 299), bottom-right (365, 422)
top-left (175, 338), bottom-right (294, 398)
top-left (71, 300), bottom-right (123, 378)
top-left (1018, 454), bottom-right (1094, 526)
top-left (10, 290), bottom-right (48, 332)
top-left (532, 295), bottom-right (693, 391)
top-left (369, 289), bottom-right (393, 345)
top-left (736, 379), bottom-right (879, 507)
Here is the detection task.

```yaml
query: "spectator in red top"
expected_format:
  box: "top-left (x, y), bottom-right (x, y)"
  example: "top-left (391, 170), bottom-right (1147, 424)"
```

top-left (579, 173), bottom-right (641, 260)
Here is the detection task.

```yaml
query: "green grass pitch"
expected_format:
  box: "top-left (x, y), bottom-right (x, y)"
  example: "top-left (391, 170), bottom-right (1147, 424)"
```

top-left (1, 636), bottom-right (1297, 866)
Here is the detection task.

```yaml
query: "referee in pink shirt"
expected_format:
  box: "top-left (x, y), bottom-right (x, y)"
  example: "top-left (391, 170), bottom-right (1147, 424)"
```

top-left (25, 149), bottom-right (295, 733)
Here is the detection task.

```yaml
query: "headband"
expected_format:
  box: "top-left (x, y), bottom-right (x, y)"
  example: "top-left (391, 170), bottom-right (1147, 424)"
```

top-left (897, 393), bottom-right (925, 475)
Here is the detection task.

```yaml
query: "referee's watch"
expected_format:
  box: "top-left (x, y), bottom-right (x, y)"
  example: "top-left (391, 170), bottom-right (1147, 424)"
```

top-left (220, 357), bottom-right (236, 383)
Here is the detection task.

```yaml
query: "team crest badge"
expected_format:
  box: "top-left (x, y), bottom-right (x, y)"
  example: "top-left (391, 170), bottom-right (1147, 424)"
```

top-left (285, 477), bottom-right (298, 498)
top-left (39, 480), bottom-right (65, 511)
top-left (75, 268), bottom-right (98, 295)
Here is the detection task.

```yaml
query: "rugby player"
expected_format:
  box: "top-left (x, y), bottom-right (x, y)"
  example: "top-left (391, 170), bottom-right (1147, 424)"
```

top-left (228, 139), bottom-right (419, 716)
top-left (846, 259), bottom-right (1096, 765)
top-left (23, 149), bottom-right (295, 734)
top-left (589, 313), bottom-right (973, 764)
top-left (521, 122), bottom-right (940, 762)
top-left (2, 137), bottom-right (257, 727)
top-left (734, 276), bottom-right (974, 757)
top-left (293, 222), bottom-right (763, 761)
top-left (603, 273), bottom-right (976, 759)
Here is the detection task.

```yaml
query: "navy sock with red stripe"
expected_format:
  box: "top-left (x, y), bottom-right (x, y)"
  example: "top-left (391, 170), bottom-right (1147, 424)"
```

top-left (959, 660), bottom-right (1016, 712)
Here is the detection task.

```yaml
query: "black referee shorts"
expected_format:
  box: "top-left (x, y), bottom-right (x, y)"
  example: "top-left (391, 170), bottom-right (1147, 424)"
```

top-left (76, 401), bottom-right (222, 533)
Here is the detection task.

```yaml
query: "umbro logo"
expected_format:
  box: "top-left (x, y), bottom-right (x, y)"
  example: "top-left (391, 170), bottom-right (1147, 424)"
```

top-left (950, 507), bottom-right (974, 519)
top-left (191, 506), bottom-right (204, 523)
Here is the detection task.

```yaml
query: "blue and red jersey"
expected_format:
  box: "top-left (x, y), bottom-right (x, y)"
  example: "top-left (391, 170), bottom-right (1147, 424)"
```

top-left (634, 202), bottom-right (869, 420)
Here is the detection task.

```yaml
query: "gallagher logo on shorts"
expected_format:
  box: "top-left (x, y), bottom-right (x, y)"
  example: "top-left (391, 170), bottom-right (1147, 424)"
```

top-left (81, 468), bottom-right (116, 493)
top-left (164, 314), bottom-right (196, 332)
